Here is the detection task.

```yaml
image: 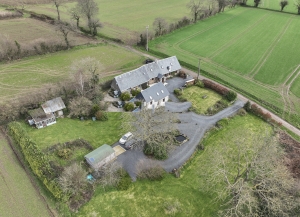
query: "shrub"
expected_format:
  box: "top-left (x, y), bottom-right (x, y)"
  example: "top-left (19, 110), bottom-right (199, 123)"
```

top-left (124, 102), bottom-right (134, 111)
top-left (57, 148), bottom-right (72, 160)
top-left (131, 89), bottom-right (141, 97)
top-left (136, 160), bottom-right (165, 181)
top-left (144, 143), bottom-right (168, 160)
top-left (117, 169), bottom-right (132, 191)
top-left (237, 108), bottom-right (247, 116)
top-left (174, 88), bottom-right (182, 96)
top-left (120, 92), bottom-right (131, 101)
top-left (216, 118), bottom-right (229, 128)
top-left (91, 104), bottom-right (100, 116)
top-left (134, 101), bottom-right (142, 107)
top-left (195, 80), bottom-right (204, 88)
top-left (226, 90), bottom-right (237, 101)
top-left (244, 101), bottom-right (251, 112)
top-left (95, 110), bottom-right (108, 121)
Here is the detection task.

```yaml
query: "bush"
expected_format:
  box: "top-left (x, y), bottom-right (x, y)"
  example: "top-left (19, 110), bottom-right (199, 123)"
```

top-left (117, 169), bottom-right (132, 190)
top-left (134, 101), bottom-right (142, 107)
top-left (95, 110), bottom-right (108, 121)
top-left (174, 88), bottom-right (182, 96)
top-left (237, 108), bottom-right (247, 116)
top-left (57, 148), bottom-right (72, 160)
top-left (244, 101), bottom-right (251, 112)
top-left (131, 89), bottom-right (141, 97)
top-left (216, 118), bottom-right (229, 128)
top-left (136, 160), bottom-right (165, 181)
top-left (120, 92), bottom-right (131, 101)
top-left (91, 104), bottom-right (100, 116)
top-left (124, 102), bottom-right (134, 111)
top-left (144, 143), bottom-right (168, 160)
top-left (226, 90), bottom-right (237, 101)
top-left (195, 80), bottom-right (204, 88)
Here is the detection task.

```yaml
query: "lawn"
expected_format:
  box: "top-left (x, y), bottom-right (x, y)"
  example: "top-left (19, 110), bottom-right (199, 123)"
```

top-left (25, 0), bottom-right (191, 43)
top-left (0, 43), bottom-right (145, 101)
top-left (75, 113), bottom-right (271, 217)
top-left (180, 86), bottom-right (223, 114)
top-left (149, 6), bottom-right (300, 127)
top-left (20, 112), bottom-right (125, 150)
top-left (0, 133), bottom-right (51, 217)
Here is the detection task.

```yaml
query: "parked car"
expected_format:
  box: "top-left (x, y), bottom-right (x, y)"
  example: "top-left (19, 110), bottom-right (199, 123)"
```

top-left (144, 59), bottom-right (154, 64)
top-left (119, 132), bottom-right (133, 145)
top-left (124, 139), bottom-right (136, 150)
top-left (112, 101), bottom-right (125, 108)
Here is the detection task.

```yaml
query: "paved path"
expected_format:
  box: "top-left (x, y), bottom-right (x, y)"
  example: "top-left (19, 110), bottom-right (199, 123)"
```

top-left (124, 45), bottom-right (300, 137)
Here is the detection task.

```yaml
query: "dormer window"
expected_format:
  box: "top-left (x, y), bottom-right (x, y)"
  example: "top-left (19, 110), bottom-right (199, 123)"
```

top-left (156, 92), bottom-right (159, 96)
top-left (161, 90), bottom-right (164, 93)
top-left (170, 63), bottom-right (173, 66)
top-left (161, 66), bottom-right (164, 69)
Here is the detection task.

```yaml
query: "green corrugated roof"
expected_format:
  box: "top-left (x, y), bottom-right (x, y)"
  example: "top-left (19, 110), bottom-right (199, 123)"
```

top-left (84, 144), bottom-right (114, 165)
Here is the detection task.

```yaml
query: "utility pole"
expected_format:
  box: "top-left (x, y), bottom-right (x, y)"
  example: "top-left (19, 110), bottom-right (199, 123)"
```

top-left (146, 25), bottom-right (149, 51)
top-left (197, 58), bottom-right (201, 80)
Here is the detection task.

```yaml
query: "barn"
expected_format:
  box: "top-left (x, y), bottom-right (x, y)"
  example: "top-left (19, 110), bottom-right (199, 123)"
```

top-left (84, 144), bottom-right (116, 170)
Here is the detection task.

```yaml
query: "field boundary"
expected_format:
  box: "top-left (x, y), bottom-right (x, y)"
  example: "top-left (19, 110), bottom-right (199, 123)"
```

top-left (0, 126), bottom-right (56, 217)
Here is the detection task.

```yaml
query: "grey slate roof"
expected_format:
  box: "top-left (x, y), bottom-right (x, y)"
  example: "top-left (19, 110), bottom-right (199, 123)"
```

top-left (28, 108), bottom-right (55, 123)
top-left (112, 56), bottom-right (181, 92)
top-left (41, 97), bottom-right (66, 114)
top-left (84, 144), bottom-right (114, 166)
top-left (138, 82), bottom-right (169, 103)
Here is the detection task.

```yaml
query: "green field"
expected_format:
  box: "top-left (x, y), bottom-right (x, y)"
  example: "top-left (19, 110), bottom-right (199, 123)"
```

top-left (0, 43), bottom-right (145, 101)
top-left (0, 133), bottom-right (51, 217)
top-left (25, 0), bottom-right (191, 43)
top-left (21, 113), bottom-right (125, 150)
top-left (74, 114), bottom-right (271, 217)
top-left (149, 6), bottom-right (300, 127)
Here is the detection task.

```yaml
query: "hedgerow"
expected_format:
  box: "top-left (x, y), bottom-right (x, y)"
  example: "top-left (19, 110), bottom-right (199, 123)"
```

top-left (8, 122), bottom-right (66, 201)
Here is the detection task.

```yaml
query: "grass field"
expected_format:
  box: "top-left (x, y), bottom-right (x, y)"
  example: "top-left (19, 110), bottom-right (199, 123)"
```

top-left (0, 133), bottom-right (51, 217)
top-left (149, 6), bottom-right (300, 127)
top-left (20, 113), bottom-right (125, 150)
top-left (25, 0), bottom-right (191, 43)
top-left (75, 114), bottom-right (271, 217)
top-left (180, 86), bottom-right (223, 114)
top-left (0, 17), bottom-right (92, 45)
top-left (0, 43), bottom-right (145, 101)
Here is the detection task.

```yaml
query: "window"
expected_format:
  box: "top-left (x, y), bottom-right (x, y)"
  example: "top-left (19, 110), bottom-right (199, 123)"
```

top-left (163, 98), bottom-right (165, 102)
top-left (150, 101), bottom-right (152, 105)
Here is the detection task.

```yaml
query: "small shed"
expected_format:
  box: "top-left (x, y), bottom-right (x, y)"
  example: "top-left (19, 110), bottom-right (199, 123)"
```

top-left (28, 108), bottom-right (56, 129)
top-left (84, 144), bottom-right (116, 170)
top-left (41, 97), bottom-right (66, 117)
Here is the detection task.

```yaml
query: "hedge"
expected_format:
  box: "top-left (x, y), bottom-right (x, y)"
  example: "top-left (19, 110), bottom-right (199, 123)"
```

top-left (8, 122), bottom-right (66, 201)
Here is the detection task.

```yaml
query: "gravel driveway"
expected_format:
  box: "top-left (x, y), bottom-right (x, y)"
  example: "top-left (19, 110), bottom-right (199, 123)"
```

top-left (115, 99), bottom-right (244, 179)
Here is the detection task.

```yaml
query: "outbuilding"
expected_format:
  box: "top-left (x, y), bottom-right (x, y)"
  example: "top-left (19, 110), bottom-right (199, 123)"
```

top-left (84, 144), bottom-right (116, 170)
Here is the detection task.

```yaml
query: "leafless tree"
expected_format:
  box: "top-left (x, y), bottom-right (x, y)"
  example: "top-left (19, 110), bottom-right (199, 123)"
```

top-left (217, 0), bottom-right (227, 12)
top-left (280, 0), bottom-right (288, 11)
top-left (153, 17), bottom-right (168, 36)
top-left (69, 57), bottom-right (102, 98)
top-left (187, 0), bottom-right (204, 23)
top-left (69, 5), bottom-right (81, 28)
top-left (88, 18), bottom-right (102, 36)
top-left (253, 0), bottom-right (261, 7)
top-left (58, 163), bottom-right (88, 197)
top-left (295, 0), bottom-right (300, 14)
top-left (77, 0), bottom-right (99, 34)
top-left (50, 0), bottom-right (66, 21)
top-left (200, 129), bottom-right (299, 217)
top-left (68, 96), bottom-right (92, 117)
top-left (55, 21), bottom-right (75, 49)
top-left (96, 161), bottom-right (123, 189)
top-left (124, 107), bottom-right (178, 156)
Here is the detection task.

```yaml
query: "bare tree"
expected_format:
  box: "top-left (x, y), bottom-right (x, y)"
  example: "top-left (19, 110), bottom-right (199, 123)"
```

top-left (187, 0), bottom-right (204, 23)
top-left (124, 107), bottom-right (178, 159)
top-left (69, 57), bottom-right (102, 98)
top-left (51, 0), bottom-right (66, 21)
top-left (280, 0), bottom-right (288, 11)
top-left (253, 0), bottom-right (261, 7)
top-left (200, 129), bottom-right (299, 217)
top-left (88, 18), bottom-right (102, 36)
top-left (96, 161), bottom-right (123, 188)
top-left (153, 17), bottom-right (168, 36)
top-left (69, 6), bottom-right (81, 28)
top-left (55, 21), bottom-right (74, 49)
top-left (77, 0), bottom-right (99, 34)
top-left (217, 0), bottom-right (227, 12)
top-left (68, 96), bottom-right (92, 117)
top-left (58, 163), bottom-right (88, 197)
top-left (295, 0), bottom-right (300, 14)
